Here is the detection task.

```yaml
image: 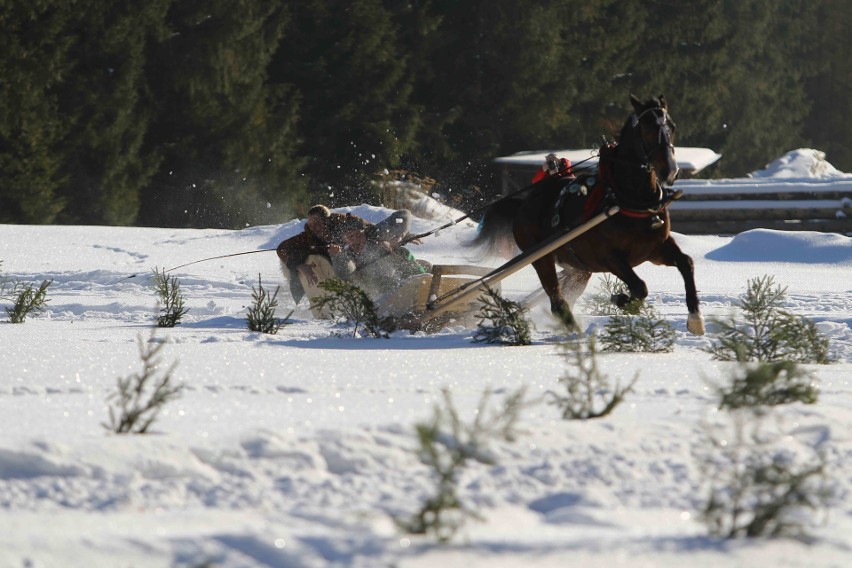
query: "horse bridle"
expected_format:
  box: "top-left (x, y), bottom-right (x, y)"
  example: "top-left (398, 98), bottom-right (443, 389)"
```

top-left (603, 106), bottom-right (676, 214)
top-left (629, 106), bottom-right (676, 172)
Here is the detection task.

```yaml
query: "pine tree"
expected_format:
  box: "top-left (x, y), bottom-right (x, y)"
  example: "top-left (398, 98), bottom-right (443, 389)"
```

top-left (803, 0), bottom-right (852, 173)
top-left (246, 274), bottom-right (291, 334)
top-left (550, 0), bottom-right (651, 148)
top-left (472, 285), bottom-right (532, 346)
top-left (140, 0), bottom-right (305, 228)
top-left (600, 302), bottom-right (675, 353)
top-left (55, 0), bottom-right (170, 225)
top-left (271, 0), bottom-right (421, 206)
top-left (409, 0), bottom-right (588, 194)
top-left (707, 275), bottom-right (832, 364)
top-left (704, 0), bottom-right (820, 176)
top-left (0, 2), bottom-right (74, 223)
top-left (152, 268), bottom-right (189, 328)
top-left (625, 0), bottom-right (731, 166)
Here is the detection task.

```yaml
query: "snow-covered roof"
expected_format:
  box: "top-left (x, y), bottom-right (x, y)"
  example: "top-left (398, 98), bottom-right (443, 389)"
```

top-left (494, 147), bottom-right (722, 174)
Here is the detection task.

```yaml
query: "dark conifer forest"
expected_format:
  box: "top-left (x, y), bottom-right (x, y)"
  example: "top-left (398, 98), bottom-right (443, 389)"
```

top-left (1, 0), bottom-right (849, 228)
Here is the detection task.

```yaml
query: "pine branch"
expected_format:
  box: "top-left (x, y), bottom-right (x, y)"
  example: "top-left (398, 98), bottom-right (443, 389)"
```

top-left (400, 386), bottom-right (526, 542)
top-left (311, 278), bottom-right (395, 338)
top-left (706, 275), bottom-right (832, 363)
top-left (152, 268), bottom-right (189, 327)
top-left (472, 285), bottom-right (532, 345)
top-left (6, 279), bottom-right (52, 323)
top-left (104, 330), bottom-right (183, 435)
top-left (548, 335), bottom-right (637, 420)
top-left (246, 274), bottom-right (290, 334)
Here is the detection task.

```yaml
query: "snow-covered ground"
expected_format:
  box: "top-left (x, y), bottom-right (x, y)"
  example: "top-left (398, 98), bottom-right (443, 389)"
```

top-left (0, 151), bottom-right (850, 567)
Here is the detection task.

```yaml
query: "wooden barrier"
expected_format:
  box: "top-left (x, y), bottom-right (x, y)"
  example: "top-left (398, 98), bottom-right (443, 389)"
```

top-left (668, 179), bottom-right (852, 235)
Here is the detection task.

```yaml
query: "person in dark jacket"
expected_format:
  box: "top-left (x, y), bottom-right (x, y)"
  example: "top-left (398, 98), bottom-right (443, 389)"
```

top-left (276, 205), bottom-right (369, 303)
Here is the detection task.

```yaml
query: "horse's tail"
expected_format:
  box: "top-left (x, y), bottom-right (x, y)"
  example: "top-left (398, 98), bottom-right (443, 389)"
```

top-left (468, 196), bottom-right (521, 258)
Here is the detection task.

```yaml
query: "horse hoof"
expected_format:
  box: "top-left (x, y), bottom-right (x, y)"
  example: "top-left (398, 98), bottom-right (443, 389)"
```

top-left (550, 300), bottom-right (578, 330)
top-left (556, 312), bottom-right (579, 331)
top-left (610, 293), bottom-right (630, 308)
top-left (687, 313), bottom-right (705, 336)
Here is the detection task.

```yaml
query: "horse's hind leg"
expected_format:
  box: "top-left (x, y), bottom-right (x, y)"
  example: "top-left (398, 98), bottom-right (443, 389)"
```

top-left (556, 263), bottom-right (592, 308)
top-left (657, 237), bottom-right (705, 335)
top-left (530, 255), bottom-right (578, 330)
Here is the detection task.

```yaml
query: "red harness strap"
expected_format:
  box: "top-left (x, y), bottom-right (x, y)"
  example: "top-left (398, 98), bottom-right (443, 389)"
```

top-left (618, 207), bottom-right (660, 219)
top-left (581, 144), bottom-right (671, 222)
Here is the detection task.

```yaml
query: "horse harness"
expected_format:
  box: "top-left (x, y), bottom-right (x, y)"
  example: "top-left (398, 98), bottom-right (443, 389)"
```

top-left (549, 142), bottom-right (682, 232)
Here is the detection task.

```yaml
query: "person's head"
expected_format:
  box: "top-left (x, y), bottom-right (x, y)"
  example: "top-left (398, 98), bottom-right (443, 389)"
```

top-left (305, 204), bottom-right (331, 235)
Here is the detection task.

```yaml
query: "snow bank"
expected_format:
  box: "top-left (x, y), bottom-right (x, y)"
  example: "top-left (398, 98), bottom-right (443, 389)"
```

top-left (0, 163), bottom-right (851, 568)
top-left (705, 229), bottom-right (852, 264)
top-left (750, 148), bottom-right (852, 179)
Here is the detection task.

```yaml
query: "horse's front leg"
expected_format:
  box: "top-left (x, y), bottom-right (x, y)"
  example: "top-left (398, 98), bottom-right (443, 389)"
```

top-left (607, 263), bottom-right (648, 308)
top-left (657, 237), bottom-right (705, 335)
top-left (530, 255), bottom-right (578, 330)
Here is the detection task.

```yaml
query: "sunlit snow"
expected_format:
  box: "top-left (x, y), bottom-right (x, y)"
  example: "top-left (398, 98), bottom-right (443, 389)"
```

top-left (0, 150), bottom-right (850, 567)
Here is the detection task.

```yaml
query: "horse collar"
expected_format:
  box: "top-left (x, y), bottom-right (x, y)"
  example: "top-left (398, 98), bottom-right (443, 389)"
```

top-left (616, 184), bottom-right (667, 217)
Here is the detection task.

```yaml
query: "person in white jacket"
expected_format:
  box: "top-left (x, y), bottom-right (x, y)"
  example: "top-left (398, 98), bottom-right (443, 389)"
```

top-left (328, 209), bottom-right (426, 300)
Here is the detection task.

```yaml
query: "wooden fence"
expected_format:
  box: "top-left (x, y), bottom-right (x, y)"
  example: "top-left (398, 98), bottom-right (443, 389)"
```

top-left (668, 179), bottom-right (852, 235)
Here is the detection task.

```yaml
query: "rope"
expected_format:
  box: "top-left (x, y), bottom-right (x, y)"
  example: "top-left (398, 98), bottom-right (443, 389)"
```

top-left (402, 154), bottom-right (598, 245)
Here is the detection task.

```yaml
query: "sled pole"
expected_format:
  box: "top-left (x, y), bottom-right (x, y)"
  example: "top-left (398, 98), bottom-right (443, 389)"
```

top-left (418, 206), bottom-right (620, 324)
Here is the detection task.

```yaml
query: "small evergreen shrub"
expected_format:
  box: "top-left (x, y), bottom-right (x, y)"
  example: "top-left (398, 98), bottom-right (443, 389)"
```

top-left (472, 285), bottom-right (532, 345)
top-left (246, 274), bottom-right (291, 334)
top-left (600, 300), bottom-right (675, 353)
top-left (716, 361), bottom-right (818, 411)
top-left (5, 279), bottom-right (52, 323)
top-left (706, 275), bottom-right (831, 363)
top-left (104, 330), bottom-right (183, 434)
top-left (152, 267), bottom-right (189, 327)
top-left (0, 261), bottom-right (13, 296)
top-left (311, 278), bottom-right (396, 338)
top-left (697, 411), bottom-right (831, 539)
top-left (547, 334), bottom-right (637, 420)
top-left (583, 274), bottom-right (631, 316)
top-left (399, 387), bottom-right (526, 542)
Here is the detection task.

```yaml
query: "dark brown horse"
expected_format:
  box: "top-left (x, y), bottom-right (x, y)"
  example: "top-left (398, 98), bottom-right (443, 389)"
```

top-left (475, 94), bottom-right (705, 334)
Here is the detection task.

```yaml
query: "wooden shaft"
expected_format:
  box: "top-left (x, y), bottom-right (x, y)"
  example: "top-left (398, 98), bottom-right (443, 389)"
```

top-left (418, 206), bottom-right (619, 324)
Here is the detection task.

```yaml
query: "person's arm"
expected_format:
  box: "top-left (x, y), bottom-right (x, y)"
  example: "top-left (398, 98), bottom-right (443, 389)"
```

top-left (328, 244), bottom-right (357, 277)
top-left (372, 210), bottom-right (412, 250)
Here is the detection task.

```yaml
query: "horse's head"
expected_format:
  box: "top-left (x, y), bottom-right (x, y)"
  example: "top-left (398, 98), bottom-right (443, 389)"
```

top-left (623, 94), bottom-right (679, 187)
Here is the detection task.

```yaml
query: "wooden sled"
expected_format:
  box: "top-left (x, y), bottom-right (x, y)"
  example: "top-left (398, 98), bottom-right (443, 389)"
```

top-left (297, 255), bottom-right (499, 328)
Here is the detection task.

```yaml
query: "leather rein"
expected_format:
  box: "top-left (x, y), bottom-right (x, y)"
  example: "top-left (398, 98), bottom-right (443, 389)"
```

top-left (602, 106), bottom-right (677, 218)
